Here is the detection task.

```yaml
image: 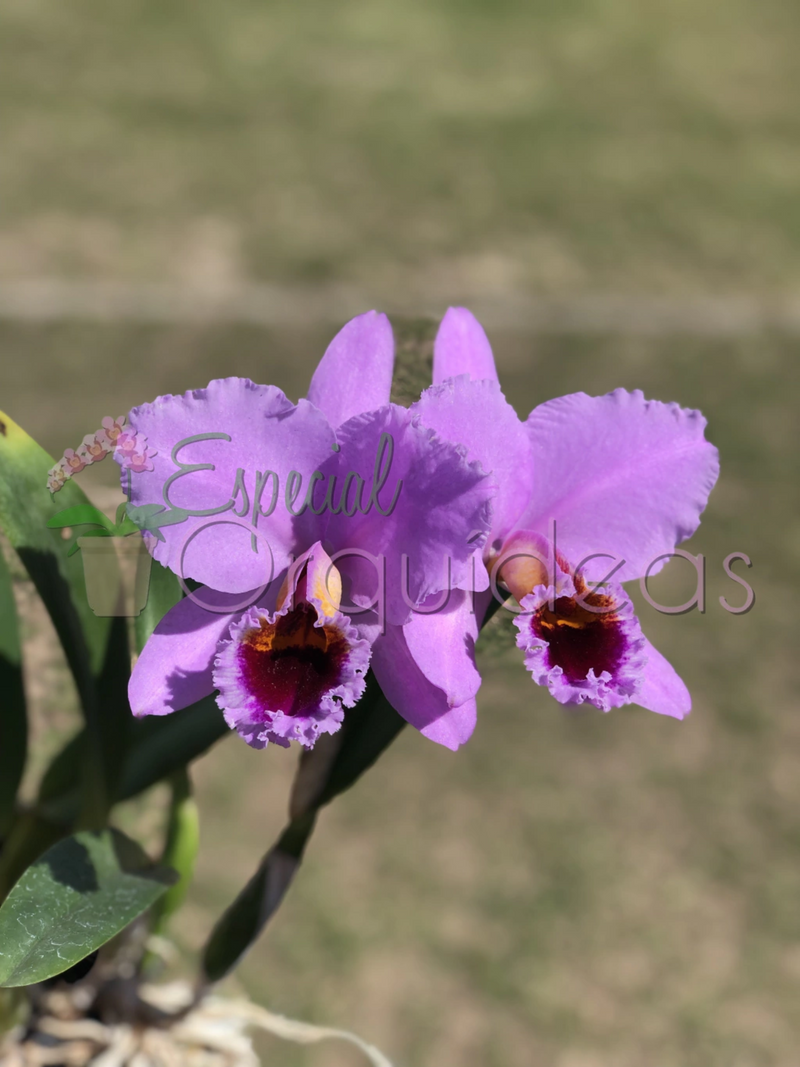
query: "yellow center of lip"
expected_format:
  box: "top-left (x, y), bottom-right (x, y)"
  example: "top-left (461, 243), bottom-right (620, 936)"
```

top-left (276, 557), bottom-right (343, 620)
top-left (244, 607), bottom-right (340, 655)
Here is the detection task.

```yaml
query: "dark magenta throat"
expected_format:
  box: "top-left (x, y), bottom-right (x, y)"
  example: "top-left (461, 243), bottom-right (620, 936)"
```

top-left (530, 593), bottom-right (627, 684)
top-left (238, 604), bottom-right (348, 718)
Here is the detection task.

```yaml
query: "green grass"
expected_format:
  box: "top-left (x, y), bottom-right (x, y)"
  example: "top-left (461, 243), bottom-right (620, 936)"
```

top-left (1, 0), bottom-right (799, 295)
top-left (2, 321), bottom-right (797, 1065)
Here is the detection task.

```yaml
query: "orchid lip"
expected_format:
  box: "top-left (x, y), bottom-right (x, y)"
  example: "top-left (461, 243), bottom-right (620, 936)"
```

top-left (213, 594), bottom-right (371, 749)
top-left (238, 606), bottom-right (349, 718)
top-left (514, 567), bottom-right (648, 712)
top-left (530, 591), bottom-right (627, 685)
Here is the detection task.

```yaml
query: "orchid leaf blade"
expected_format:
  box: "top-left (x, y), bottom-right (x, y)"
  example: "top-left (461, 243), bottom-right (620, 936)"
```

top-left (201, 672), bottom-right (404, 982)
top-left (0, 830), bottom-right (176, 988)
top-left (0, 551), bottom-right (27, 838)
top-left (37, 693), bottom-right (231, 821)
top-left (134, 559), bottom-right (182, 654)
top-left (46, 505), bottom-right (115, 533)
top-left (150, 770), bottom-right (200, 935)
top-left (0, 410), bottom-right (110, 688)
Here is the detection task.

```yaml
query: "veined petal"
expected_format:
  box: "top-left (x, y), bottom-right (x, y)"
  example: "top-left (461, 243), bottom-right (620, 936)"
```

top-left (123, 378), bottom-right (336, 594)
top-left (213, 599), bottom-right (371, 749)
top-left (306, 311), bottom-right (395, 428)
top-left (519, 388), bottom-right (720, 584)
top-left (411, 375), bottom-right (533, 545)
top-left (433, 307), bottom-right (498, 385)
top-left (635, 638), bottom-right (691, 720)
top-left (328, 404), bottom-right (492, 627)
top-left (370, 625), bottom-right (477, 750)
top-left (129, 588), bottom-right (249, 717)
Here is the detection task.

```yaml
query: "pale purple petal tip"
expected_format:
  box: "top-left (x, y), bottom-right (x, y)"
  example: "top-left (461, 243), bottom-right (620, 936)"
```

top-left (306, 311), bottom-right (395, 428)
top-left (635, 638), bottom-right (692, 720)
top-left (370, 622), bottom-right (479, 750)
top-left (433, 307), bottom-right (499, 385)
top-left (419, 697), bottom-right (477, 750)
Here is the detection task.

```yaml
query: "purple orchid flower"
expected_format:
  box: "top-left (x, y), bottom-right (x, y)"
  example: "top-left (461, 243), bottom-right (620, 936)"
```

top-left (388, 307), bottom-right (720, 731)
top-left (125, 313), bottom-right (493, 751)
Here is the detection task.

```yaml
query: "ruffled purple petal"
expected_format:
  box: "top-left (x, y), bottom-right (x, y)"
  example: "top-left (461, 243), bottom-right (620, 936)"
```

top-left (370, 624), bottom-right (477, 750)
top-left (433, 307), bottom-right (498, 385)
top-left (213, 599), bottom-right (371, 749)
top-left (306, 311), bottom-right (395, 429)
top-left (328, 404), bottom-right (492, 627)
top-left (129, 588), bottom-right (248, 717)
top-left (411, 375), bottom-right (533, 546)
top-left (514, 581), bottom-right (647, 712)
top-left (123, 378), bottom-right (336, 594)
top-left (519, 389), bottom-right (720, 584)
top-left (635, 638), bottom-right (691, 720)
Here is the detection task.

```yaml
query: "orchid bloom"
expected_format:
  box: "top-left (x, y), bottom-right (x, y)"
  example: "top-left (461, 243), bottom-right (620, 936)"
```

top-left (124, 313), bottom-right (493, 750)
top-left (100, 415), bottom-right (128, 447)
top-left (403, 307), bottom-right (719, 725)
top-left (78, 432), bottom-right (111, 464)
top-left (46, 417), bottom-right (147, 495)
top-left (61, 448), bottom-right (86, 476)
top-left (115, 432), bottom-right (156, 474)
top-left (115, 429), bottom-right (143, 457)
top-left (46, 460), bottom-right (69, 494)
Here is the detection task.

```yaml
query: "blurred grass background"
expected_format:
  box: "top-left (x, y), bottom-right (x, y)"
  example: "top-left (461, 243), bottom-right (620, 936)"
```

top-left (1, 1), bottom-right (799, 1064)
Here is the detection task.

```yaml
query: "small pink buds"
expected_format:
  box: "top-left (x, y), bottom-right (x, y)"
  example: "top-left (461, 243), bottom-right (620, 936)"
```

top-left (47, 416), bottom-right (135, 494)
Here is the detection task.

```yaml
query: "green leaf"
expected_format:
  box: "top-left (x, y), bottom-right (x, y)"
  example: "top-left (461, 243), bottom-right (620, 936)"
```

top-left (0, 409), bottom-right (110, 720)
top-left (134, 559), bottom-right (182, 654)
top-left (315, 674), bottom-right (407, 808)
top-left (114, 516), bottom-right (140, 537)
top-left (115, 695), bottom-right (231, 802)
top-left (150, 770), bottom-right (200, 935)
top-left (126, 503), bottom-right (189, 542)
top-left (201, 817), bottom-right (313, 984)
top-left (0, 403), bottom-right (115, 810)
top-left (37, 694), bottom-right (231, 823)
top-left (202, 672), bottom-right (404, 982)
top-left (0, 412), bottom-right (145, 825)
top-left (91, 614), bottom-right (133, 819)
top-left (0, 829), bottom-right (177, 987)
top-left (0, 812), bottom-right (70, 902)
top-left (0, 551), bottom-right (27, 838)
top-left (36, 731), bottom-right (85, 810)
top-left (45, 505), bottom-right (115, 533)
top-left (21, 694), bottom-right (228, 896)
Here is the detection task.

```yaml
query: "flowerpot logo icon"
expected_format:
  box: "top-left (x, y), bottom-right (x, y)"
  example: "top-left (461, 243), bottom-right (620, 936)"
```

top-left (78, 534), bottom-right (153, 617)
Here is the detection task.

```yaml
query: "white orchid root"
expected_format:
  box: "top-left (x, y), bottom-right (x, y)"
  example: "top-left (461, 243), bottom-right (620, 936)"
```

top-left (0, 942), bottom-right (392, 1067)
